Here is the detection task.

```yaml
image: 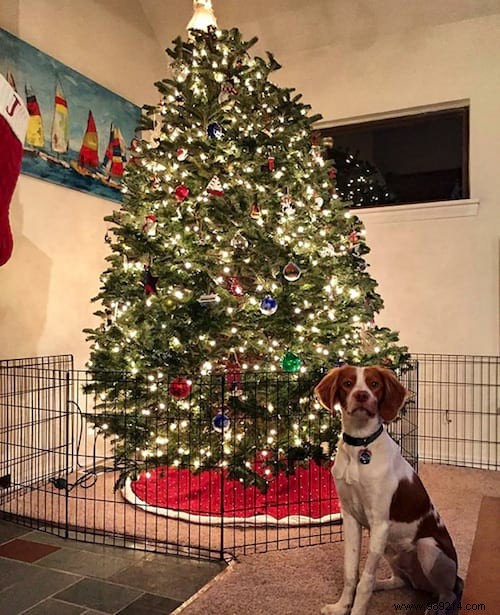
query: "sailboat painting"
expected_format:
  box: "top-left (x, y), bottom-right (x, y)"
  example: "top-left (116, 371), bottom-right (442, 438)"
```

top-left (0, 27), bottom-right (141, 203)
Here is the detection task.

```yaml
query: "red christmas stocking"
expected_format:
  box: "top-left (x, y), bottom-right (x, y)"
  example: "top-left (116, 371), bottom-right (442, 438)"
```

top-left (0, 75), bottom-right (28, 266)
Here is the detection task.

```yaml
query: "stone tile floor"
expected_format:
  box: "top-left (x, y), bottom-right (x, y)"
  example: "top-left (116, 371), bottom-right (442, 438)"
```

top-left (0, 519), bottom-right (225, 614)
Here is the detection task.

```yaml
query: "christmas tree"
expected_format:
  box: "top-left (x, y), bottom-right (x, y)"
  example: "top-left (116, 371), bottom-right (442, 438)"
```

top-left (84, 1), bottom-right (408, 491)
top-left (326, 145), bottom-right (396, 208)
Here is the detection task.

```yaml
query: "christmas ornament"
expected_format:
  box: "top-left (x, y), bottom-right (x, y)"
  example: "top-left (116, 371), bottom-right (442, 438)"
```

top-left (176, 148), bottom-right (189, 161)
top-left (206, 175), bottom-right (224, 197)
top-left (359, 449), bottom-right (372, 465)
top-left (281, 351), bottom-right (301, 373)
top-left (212, 412), bottom-right (230, 432)
top-left (310, 145), bottom-right (323, 165)
top-left (282, 261), bottom-right (301, 282)
top-left (250, 203), bottom-right (261, 219)
top-left (225, 351), bottom-right (243, 396)
top-left (129, 137), bottom-right (140, 164)
top-left (175, 184), bottom-right (190, 201)
top-left (268, 156), bottom-right (275, 171)
top-left (230, 232), bottom-right (249, 250)
top-left (142, 214), bottom-right (157, 236)
top-left (104, 230), bottom-right (112, 244)
top-left (207, 122), bottom-right (224, 139)
top-left (229, 277), bottom-right (244, 297)
top-left (348, 231), bottom-right (359, 244)
top-left (281, 195), bottom-right (296, 216)
top-left (259, 296), bottom-right (278, 315)
top-left (171, 58), bottom-right (189, 81)
top-left (329, 166), bottom-right (337, 179)
top-left (150, 175), bottom-right (161, 190)
top-left (143, 268), bottom-right (158, 295)
top-left (198, 293), bottom-right (218, 304)
top-left (168, 377), bottom-right (191, 400)
top-left (314, 195), bottom-right (324, 209)
top-left (218, 80), bottom-right (238, 105)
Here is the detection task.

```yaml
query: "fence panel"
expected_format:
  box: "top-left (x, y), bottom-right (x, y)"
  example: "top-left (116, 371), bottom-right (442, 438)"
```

top-left (414, 354), bottom-right (499, 470)
top-left (4, 354), bottom-right (497, 562)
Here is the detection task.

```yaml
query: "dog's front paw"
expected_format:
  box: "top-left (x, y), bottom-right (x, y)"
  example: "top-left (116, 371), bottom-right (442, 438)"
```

top-left (321, 602), bottom-right (350, 615)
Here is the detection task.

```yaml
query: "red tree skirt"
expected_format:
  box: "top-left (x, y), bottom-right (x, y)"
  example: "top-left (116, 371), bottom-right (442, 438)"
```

top-left (123, 463), bottom-right (341, 526)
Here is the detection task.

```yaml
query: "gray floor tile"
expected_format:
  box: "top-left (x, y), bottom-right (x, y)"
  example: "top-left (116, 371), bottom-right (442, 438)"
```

top-left (109, 555), bottom-right (224, 602)
top-left (54, 578), bottom-right (142, 614)
top-left (22, 598), bottom-right (86, 614)
top-left (0, 556), bottom-right (38, 590)
top-left (24, 531), bottom-right (147, 560)
top-left (0, 519), bottom-right (30, 544)
top-left (0, 562), bottom-right (80, 614)
top-left (117, 592), bottom-right (181, 614)
top-left (37, 547), bottom-right (132, 579)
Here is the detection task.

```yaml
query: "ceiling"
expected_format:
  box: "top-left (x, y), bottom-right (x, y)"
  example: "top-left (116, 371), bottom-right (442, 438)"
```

top-left (137, 0), bottom-right (500, 59)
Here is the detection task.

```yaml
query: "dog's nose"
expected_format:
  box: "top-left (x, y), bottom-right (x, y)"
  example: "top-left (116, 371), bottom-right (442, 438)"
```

top-left (353, 390), bottom-right (369, 403)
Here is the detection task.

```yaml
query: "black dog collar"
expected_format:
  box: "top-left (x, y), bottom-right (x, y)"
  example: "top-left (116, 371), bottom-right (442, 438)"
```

top-left (342, 424), bottom-right (384, 447)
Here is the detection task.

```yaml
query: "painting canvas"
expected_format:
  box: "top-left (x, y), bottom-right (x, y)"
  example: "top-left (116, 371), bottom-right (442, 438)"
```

top-left (0, 28), bottom-right (141, 203)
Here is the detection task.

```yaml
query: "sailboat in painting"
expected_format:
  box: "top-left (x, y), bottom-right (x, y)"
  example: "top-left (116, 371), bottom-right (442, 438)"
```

top-left (40, 78), bottom-right (70, 168)
top-left (99, 123), bottom-right (127, 190)
top-left (6, 70), bottom-right (17, 91)
top-left (70, 110), bottom-right (99, 178)
top-left (24, 82), bottom-right (44, 155)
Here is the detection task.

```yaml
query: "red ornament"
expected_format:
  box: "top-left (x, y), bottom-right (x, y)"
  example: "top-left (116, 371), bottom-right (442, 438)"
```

top-left (268, 156), bottom-right (275, 171)
top-left (143, 268), bottom-right (158, 295)
top-left (174, 184), bottom-right (190, 201)
top-left (348, 231), bottom-right (359, 244)
top-left (177, 148), bottom-right (188, 161)
top-left (129, 137), bottom-right (140, 164)
top-left (229, 277), bottom-right (244, 297)
top-left (329, 167), bottom-right (337, 179)
top-left (142, 214), bottom-right (157, 235)
top-left (168, 377), bottom-right (191, 399)
top-left (250, 203), bottom-right (261, 219)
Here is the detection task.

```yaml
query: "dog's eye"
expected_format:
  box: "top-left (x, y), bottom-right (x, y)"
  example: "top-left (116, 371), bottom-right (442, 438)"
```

top-left (369, 381), bottom-right (379, 389)
top-left (343, 379), bottom-right (353, 387)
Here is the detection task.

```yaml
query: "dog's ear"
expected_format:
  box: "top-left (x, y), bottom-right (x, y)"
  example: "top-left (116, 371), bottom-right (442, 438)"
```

top-left (378, 367), bottom-right (408, 422)
top-left (314, 367), bottom-right (343, 412)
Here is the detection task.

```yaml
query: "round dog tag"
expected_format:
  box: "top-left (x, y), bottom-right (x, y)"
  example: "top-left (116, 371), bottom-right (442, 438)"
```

top-left (359, 448), bottom-right (372, 465)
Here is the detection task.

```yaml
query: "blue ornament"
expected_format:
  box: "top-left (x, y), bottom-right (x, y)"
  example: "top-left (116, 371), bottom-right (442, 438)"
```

top-left (259, 296), bottom-right (278, 315)
top-left (212, 412), bottom-right (230, 433)
top-left (207, 122), bottom-right (224, 139)
top-left (359, 448), bottom-right (372, 464)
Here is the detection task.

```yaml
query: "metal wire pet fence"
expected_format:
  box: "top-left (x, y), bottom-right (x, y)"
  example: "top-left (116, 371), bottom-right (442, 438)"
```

top-left (4, 355), bottom-right (497, 561)
top-left (0, 356), bottom-right (419, 561)
top-left (412, 354), bottom-right (499, 470)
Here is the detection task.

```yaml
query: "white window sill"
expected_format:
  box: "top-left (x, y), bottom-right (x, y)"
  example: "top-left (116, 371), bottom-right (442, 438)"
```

top-left (349, 199), bottom-right (479, 224)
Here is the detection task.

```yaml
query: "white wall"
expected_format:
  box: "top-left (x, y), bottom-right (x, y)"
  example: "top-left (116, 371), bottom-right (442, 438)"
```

top-left (1, 0), bottom-right (499, 367)
top-left (0, 0), bottom-right (166, 368)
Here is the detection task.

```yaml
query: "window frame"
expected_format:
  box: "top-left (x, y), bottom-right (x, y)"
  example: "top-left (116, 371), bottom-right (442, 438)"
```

top-left (317, 104), bottom-right (470, 209)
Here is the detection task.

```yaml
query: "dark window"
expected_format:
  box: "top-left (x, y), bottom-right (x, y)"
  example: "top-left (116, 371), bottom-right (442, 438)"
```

top-left (318, 107), bottom-right (469, 208)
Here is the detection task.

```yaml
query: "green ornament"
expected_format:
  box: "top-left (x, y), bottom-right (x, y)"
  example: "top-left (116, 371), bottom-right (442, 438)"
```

top-left (281, 351), bottom-right (301, 373)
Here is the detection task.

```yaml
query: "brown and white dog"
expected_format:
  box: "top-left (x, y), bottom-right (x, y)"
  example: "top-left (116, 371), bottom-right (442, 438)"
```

top-left (315, 365), bottom-right (462, 615)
